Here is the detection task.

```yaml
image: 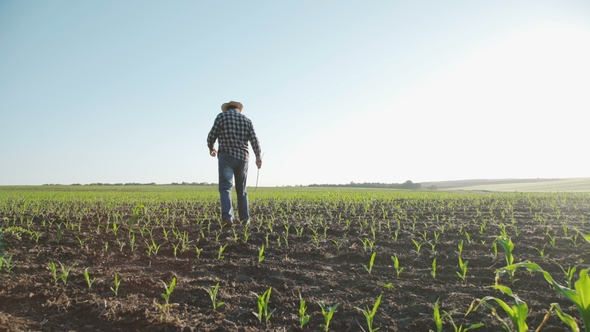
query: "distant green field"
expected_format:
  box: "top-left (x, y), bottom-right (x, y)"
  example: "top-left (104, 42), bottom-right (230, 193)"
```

top-left (448, 177), bottom-right (590, 192)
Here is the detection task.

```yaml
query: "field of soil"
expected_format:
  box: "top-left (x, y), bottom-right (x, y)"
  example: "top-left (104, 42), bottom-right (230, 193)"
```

top-left (0, 187), bottom-right (589, 331)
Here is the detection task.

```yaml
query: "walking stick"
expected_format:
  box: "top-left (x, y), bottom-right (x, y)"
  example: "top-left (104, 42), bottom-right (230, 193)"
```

top-left (254, 153), bottom-right (264, 192)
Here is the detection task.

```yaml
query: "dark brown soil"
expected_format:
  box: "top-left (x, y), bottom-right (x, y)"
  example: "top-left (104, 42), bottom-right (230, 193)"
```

top-left (0, 190), bottom-right (588, 331)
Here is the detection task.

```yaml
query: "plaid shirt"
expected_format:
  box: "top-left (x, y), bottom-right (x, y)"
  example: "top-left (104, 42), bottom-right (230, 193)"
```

top-left (207, 109), bottom-right (261, 162)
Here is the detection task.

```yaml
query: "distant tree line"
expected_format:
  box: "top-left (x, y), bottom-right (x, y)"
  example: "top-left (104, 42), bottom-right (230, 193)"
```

top-left (42, 182), bottom-right (217, 186)
top-left (308, 180), bottom-right (427, 190)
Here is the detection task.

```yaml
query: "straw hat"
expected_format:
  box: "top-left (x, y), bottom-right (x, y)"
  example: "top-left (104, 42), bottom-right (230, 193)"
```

top-left (221, 101), bottom-right (243, 112)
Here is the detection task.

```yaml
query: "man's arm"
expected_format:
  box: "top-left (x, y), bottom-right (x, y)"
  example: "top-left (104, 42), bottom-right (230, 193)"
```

top-left (248, 122), bottom-right (262, 169)
top-left (207, 115), bottom-right (222, 157)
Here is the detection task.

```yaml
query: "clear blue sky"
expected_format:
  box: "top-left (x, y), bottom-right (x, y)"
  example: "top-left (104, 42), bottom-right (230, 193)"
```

top-left (1, 0), bottom-right (589, 186)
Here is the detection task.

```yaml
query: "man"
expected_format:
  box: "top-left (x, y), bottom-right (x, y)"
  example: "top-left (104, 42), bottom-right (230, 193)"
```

top-left (207, 101), bottom-right (262, 226)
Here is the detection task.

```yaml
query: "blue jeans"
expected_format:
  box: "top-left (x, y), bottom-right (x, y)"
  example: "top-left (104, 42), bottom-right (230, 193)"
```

top-left (218, 152), bottom-right (249, 222)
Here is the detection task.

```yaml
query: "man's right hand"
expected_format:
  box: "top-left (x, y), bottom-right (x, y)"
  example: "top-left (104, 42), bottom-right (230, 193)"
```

top-left (256, 158), bottom-right (262, 169)
top-left (210, 149), bottom-right (217, 157)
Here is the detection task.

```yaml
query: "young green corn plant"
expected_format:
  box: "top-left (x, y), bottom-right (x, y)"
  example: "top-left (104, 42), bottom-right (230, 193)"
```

top-left (502, 262), bottom-right (590, 332)
top-left (111, 273), bottom-right (121, 296)
top-left (0, 254), bottom-right (14, 272)
top-left (75, 236), bottom-right (88, 249)
top-left (466, 285), bottom-right (529, 332)
top-left (194, 245), bottom-right (202, 259)
top-left (161, 277), bottom-right (177, 307)
top-left (252, 287), bottom-right (275, 323)
top-left (218, 244), bottom-right (228, 260)
top-left (258, 245), bottom-right (265, 263)
top-left (497, 237), bottom-right (515, 280)
top-left (83, 268), bottom-right (96, 289)
top-left (356, 294), bottom-right (382, 332)
top-left (552, 259), bottom-right (577, 289)
top-left (412, 238), bottom-right (423, 254)
top-left (55, 261), bottom-right (77, 285)
top-left (203, 282), bottom-right (224, 310)
top-left (154, 276), bottom-right (178, 321)
top-left (55, 229), bottom-right (63, 244)
top-left (430, 299), bottom-right (443, 332)
top-left (318, 301), bottom-right (339, 332)
top-left (298, 291), bottom-right (310, 328)
top-left (534, 244), bottom-right (547, 261)
top-left (391, 254), bottom-right (404, 277)
top-left (456, 256), bottom-right (468, 282)
top-left (431, 258), bottom-right (437, 279)
top-left (243, 225), bottom-right (251, 243)
top-left (331, 239), bottom-right (342, 251)
top-left (48, 261), bottom-right (59, 283)
top-left (456, 240), bottom-right (464, 257)
top-left (363, 252), bottom-right (377, 275)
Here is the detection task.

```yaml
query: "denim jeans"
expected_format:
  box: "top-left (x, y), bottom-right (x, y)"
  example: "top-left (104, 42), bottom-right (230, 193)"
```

top-left (218, 152), bottom-right (249, 222)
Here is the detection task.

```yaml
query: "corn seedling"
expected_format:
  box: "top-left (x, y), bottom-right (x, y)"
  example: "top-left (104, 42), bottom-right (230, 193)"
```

top-left (48, 261), bottom-right (59, 282)
top-left (552, 260), bottom-right (577, 289)
top-left (0, 254), bottom-right (14, 272)
top-left (382, 282), bottom-right (394, 290)
top-left (392, 254), bottom-right (404, 277)
top-left (534, 244), bottom-right (547, 261)
top-left (548, 234), bottom-right (557, 247)
top-left (466, 285), bottom-right (529, 332)
top-left (171, 242), bottom-right (180, 258)
top-left (299, 291), bottom-right (310, 328)
top-left (231, 229), bottom-right (238, 243)
top-left (83, 268), bottom-right (96, 289)
top-left (431, 257), bottom-right (437, 279)
top-left (497, 237), bottom-right (515, 280)
top-left (412, 238), bottom-right (423, 254)
top-left (331, 239), bottom-right (342, 251)
top-left (203, 282), bottom-right (224, 310)
top-left (295, 226), bottom-right (304, 236)
top-left (318, 301), bottom-right (338, 332)
top-left (55, 229), bottom-right (63, 244)
top-left (252, 287), bottom-right (275, 323)
top-left (55, 261), bottom-right (77, 285)
top-left (456, 240), bottom-right (464, 257)
top-left (129, 233), bottom-right (136, 252)
top-left (392, 229), bottom-right (399, 242)
top-left (194, 245), bottom-right (202, 259)
top-left (218, 244), bottom-right (228, 260)
top-left (456, 256), bottom-right (468, 282)
top-left (429, 242), bottom-right (437, 255)
top-left (493, 242), bottom-right (498, 259)
top-left (161, 277), bottom-right (176, 306)
top-left (430, 299), bottom-right (443, 332)
top-left (111, 273), bottom-right (121, 296)
top-left (363, 251), bottom-right (377, 275)
top-left (356, 294), bottom-right (382, 332)
top-left (242, 226), bottom-right (251, 243)
top-left (503, 262), bottom-right (590, 332)
top-left (258, 245), bottom-right (265, 263)
top-left (117, 239), bottom-right (126, 252)
top-left (465, 232), bottom-right (472, 244)
top-left (75, 236), bottom-right (88, 249)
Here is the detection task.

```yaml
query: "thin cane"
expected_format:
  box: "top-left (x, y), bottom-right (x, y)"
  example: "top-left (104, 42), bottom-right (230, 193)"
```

top-left (254, 152), bottom-right (264, 192)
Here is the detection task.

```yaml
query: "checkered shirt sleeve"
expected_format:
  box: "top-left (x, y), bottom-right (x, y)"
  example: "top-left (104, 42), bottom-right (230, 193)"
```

top-left (207, 109), bottom-right (261, 162)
